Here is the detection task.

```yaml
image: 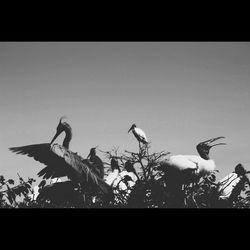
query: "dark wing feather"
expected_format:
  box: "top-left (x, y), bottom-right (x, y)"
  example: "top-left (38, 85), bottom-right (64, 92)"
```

top-left (9, 143), bottom-right (69, 179)
top-left (9, 143), bottom-right (111, 195)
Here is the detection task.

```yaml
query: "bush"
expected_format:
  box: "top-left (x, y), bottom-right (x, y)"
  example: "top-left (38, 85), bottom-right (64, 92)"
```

top-left (1, 145), bottom-right (250, 208)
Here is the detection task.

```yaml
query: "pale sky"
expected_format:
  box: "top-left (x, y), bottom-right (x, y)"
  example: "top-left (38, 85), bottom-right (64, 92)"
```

top-left (0, 42), bottom-right (250, 185)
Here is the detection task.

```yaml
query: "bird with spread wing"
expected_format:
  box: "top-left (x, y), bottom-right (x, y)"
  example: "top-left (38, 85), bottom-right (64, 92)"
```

top-left (9, 116), bottom-right (111, 196)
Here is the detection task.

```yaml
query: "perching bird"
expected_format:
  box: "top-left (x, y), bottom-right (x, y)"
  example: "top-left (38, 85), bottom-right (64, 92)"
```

top-left (217, 163), bottom-right (250, 202)
top-left (9, 116), bottom-right (111, 196)
top-left (124, 160), bottom-right (140, 180)
top-left (128, 124), bottom-right (148, 150)
top-left (87, 146), bottom-right (104, 179)
top-left (159, 136), bottom-right (226, 185)
top-left (105, 158), bottom-right (121, 186)
top-left (112, 160), bottom-right (138, 192)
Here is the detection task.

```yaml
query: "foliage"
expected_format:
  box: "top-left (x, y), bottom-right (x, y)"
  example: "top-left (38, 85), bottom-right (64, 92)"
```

top-left (1, 144), bottom-right (250, 208)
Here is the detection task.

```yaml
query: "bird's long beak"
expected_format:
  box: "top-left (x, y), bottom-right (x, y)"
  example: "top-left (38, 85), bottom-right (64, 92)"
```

top-left (128, 126), bottom-right (133, 133)
top-left (50, 130), bottom-right (62, 145)
top-left (202, 136), bottom-right (226, 148)
top-left (87, 146), bottom-right (98, 158)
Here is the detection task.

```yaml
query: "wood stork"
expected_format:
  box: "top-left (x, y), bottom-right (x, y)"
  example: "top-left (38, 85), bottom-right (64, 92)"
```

top-left (9, 116), bottom-right (111, 196)
top-left (217, 163), bottom-right (250, 202)
top-left (87, 146), bottom-right (104, 179)
top-left (112, 160), bottom-right (138, 193)
top-left (128, 124), bottom-right (148, 151)
top-left (159, 136), bottom-right (226, 185)
top-left (105, 158), bottom-right (121, 186)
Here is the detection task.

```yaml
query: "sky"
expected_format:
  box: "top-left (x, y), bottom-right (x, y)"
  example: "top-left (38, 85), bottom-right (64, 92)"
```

top-left (0, 42), bottom-right (250, 185)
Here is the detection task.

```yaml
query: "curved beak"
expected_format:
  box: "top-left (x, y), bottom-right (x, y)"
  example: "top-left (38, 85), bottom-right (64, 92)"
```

top-left (202, 136), bottom-right (226, 148)
top-left (87, 146), bottom-right (98, 158)
top-left (128, 126), bottom-right (133, 133)
top-left (50, 130), bottom-right (62, 145)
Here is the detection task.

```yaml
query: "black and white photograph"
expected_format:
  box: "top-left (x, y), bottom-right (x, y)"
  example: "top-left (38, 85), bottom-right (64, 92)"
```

top-left (1, 42), bottom-right (250, 209)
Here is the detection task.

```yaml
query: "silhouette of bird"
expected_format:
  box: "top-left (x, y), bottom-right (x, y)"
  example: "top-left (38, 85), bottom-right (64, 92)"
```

top-left (87, 146), bottom-right (104, 179)
top-left (9, 116), bottom-right (111, 195)
top-left (128, 124), bottom-right (148, 150)
top-left (124, 160), bottom-right (140, 180)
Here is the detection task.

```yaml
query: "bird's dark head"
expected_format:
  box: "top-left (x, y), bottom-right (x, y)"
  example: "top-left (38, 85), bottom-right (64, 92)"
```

top-left (111, 158), bottom-right (120, 172)
top-left (124, 160), bottom-right (135, 172)
top-left (50, 116), bottom-right (71, 144)
top-left (87, 146), bottom-right (98, 158)
top-left (196, 136), bottom-right (226, 160)
top-left (234, 163), bottom-right (247, 176)
top-left (128, 124), bottom-right (136, 133)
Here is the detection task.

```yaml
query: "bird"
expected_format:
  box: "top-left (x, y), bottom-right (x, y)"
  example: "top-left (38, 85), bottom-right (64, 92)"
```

top-left (128, 124), bottom-right (148, 150)
top-left (9, 116), bottom-right (111, 196)
top-left (217, 163), bottom-right (250, 202)
top-left (87, 146), bottom-right (104, 179)
top-left (105, 158), bottom-right (121, 186)
top-left (124, 160), bottom-right (140, 180)
top-left (159, 136), bottom-right (226, 185)
top-left (112, 160), bottom-right (138, 192)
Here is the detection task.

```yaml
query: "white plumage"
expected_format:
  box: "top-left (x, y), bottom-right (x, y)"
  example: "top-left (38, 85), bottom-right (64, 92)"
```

top-left (112, 170), bottom-right (138, 191)
top-left (159, 137), bottom-right (226, 184)
top-left (217, 172), bottom-right (241, 199)
top-left (128, 124), bottom-right (148, 145)
top-left (167, 155), bottom-right (216, 178)
top-left (105, 169), bottom-right (120, 186)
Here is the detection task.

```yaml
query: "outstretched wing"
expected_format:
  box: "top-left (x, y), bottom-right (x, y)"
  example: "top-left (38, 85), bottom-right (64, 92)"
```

top-left (9, 143), bottom-right (69, 179)
top-left (9, 143), bottom-right (111, 195)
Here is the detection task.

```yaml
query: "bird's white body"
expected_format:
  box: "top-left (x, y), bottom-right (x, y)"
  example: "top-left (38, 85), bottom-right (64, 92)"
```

top-left (160, 155), bottom-right (216, 185)
top-left (113, 170), bottom-right (138, 190)
top-left (105, 169), bottom-right (120, 186)
top-left (168, 155), bottom-right (216, 177)
top-left (217, 173), bottom-right (242, 199)
top-left (133, 127), bottom-right (148, 144)
top-left (106, 170), bottom-right (138, 197)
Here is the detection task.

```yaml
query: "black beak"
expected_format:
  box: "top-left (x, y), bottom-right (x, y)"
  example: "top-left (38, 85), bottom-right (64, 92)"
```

top-left (50, 130), bottom-right (62, 145)
top-left (87, 146), bottom-right (98, 158)
top-left (201, 136), bottom-right (226, 148)
top-left (128, 126), bottom-right (133, 133)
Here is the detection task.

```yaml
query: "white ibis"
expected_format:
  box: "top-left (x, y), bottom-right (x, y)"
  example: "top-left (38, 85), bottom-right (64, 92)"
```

top-left (217, 163), bottom-right (250, 201)
top-left (9, 116), bottom-right (111, 196)
top-left (128, 124), bottom-right (148, 150)
top-left (159, 136), bottom-right (226, 185)
top-left (87, 146), bottom-right (104, 179)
